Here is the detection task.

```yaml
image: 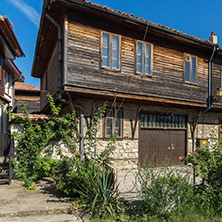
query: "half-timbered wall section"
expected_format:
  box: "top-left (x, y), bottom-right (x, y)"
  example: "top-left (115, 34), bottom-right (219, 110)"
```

top-left (66, 10), bottom-right (211, 106)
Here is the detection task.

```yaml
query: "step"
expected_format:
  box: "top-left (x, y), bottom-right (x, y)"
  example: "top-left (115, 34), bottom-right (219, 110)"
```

top-left (0, 205), bottom-right (71, 218)
top-left (0, 173), bottom-right (9, 178)
top-left (0, 213), bottom-right (81, 222)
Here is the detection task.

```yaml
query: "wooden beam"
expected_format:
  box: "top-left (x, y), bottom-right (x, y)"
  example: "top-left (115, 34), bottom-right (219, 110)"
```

top-left (64, 85), bottom-right (206, 108)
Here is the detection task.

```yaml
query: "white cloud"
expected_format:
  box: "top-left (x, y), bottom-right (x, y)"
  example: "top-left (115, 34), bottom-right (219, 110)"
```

top-left (8, 0), bottom-right (40, 27)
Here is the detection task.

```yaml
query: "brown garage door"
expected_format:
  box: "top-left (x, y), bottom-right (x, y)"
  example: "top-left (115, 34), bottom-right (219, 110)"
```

top-left (139, 113), bottom-right (186, 166)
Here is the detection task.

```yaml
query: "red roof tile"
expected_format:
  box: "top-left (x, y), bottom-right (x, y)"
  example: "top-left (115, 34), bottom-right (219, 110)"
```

top-left (15, 82), bottom-right (40, 91)
top-left (79, 0), bottom-right (218, 46)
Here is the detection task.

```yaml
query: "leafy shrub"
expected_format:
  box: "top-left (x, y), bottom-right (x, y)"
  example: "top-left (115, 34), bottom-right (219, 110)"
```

top-left (137, 162), bottom-right (194, 220)
top-left (184, 133), bottom-right (222, 216)
top-left (8, 95), bottom-right (78, 187)
top-left (35, 156), bottom-right (57, 179)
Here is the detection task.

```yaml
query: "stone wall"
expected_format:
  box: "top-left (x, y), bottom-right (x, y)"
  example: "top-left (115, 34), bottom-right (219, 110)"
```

top-left (73, 98), bottom-right (220, 170)
top-left (10, 97), bottom-right (221, 170)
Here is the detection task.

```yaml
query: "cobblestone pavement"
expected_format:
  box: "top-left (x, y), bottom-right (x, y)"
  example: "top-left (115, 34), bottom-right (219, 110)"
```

top-left (0, 179), bottom-right (82, 222)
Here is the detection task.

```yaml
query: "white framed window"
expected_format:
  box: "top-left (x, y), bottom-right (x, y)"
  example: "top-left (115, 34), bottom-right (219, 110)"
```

top-left (185, 54), bottom-right (197, 84)
top-left (136, 41), bottom-right (152, 75)
top-left (101, 32), bottom-right (120, 70)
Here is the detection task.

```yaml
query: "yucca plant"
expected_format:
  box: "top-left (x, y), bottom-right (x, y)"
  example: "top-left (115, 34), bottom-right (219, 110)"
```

top-left (77, 166), bottom-right (120, 219)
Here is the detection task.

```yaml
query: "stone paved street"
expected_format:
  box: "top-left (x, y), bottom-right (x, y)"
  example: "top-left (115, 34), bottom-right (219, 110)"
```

top-left (0, 179), bottom-right (81, 222)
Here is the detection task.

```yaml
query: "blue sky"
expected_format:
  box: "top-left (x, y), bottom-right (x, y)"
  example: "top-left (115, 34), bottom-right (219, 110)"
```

top-left (1, 0), bottom-right (222, 87)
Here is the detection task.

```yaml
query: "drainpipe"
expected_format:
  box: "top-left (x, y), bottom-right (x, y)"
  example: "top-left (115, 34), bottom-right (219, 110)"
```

top-left (192, 46), bottom-right (217, 153)
top-left (191, 46), bottom-right (218, 184)
top-left (45, 12), bottom-right (85, 161)
top-left (45, 12), bottom-right (63, 99)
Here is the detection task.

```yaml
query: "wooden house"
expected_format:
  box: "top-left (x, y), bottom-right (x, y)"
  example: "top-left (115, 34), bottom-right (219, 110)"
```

top-left (32, 0), bottom-right (222, 168)
top-left (0, 15), bottom-right (24, 184)
top-left (0, 15), bottom-right (24, 136)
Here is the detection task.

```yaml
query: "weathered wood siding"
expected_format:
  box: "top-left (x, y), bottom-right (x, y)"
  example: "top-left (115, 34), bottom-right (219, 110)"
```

top-left (66, 14), bottom-right (209, 105)
top-left (212, 64), bottom-right (222, 106)
top-left (40, 43), bottom-right (59, 110)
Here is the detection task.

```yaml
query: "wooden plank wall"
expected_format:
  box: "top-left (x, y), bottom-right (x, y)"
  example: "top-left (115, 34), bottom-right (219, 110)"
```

top-left (66, 14), bottom-right (209, 105)
top-left (212, 64), bottom-right (222, 106)
top-left (40, 43), bottom-right (59, 110)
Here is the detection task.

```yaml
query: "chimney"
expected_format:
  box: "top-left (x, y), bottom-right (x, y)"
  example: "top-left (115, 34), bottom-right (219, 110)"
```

top-left (209, 31), bottom-right (217, 44)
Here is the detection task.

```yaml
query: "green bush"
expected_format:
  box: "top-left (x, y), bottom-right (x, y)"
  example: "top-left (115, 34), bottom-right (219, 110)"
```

top-left (137, 162), bottom-right (194, 220)
top-left (184, 134), bottom-right (222, 216)
top-left (35, 156), bottom-right (57, 179)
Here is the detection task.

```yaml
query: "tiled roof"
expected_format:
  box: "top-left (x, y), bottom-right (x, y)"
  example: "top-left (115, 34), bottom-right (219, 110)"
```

top-left (15, 82), bottom-right (40, 91)
top-left (11, 113), bottom-right (50, 122)
top-left (78, 0), bottom-right (218, 46)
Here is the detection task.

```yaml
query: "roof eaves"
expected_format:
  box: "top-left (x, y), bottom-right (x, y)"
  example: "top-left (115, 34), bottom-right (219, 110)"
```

top-left (3, 16), bottom-right (25, 57)
top-left (65, 0), bottom-right (218, 48)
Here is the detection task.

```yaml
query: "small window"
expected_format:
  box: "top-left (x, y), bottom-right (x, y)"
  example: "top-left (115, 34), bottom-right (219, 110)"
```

top-left (102, 32), bottom-right (120, 70)
top-left (136, 41), bottom-right (152, 75)
top-left (105, 108), bottom-right (122, 137)
top-left (185, 54), bottom-right (197, 84)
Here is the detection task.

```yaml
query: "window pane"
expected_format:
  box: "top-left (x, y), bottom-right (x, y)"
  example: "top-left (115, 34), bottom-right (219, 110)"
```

top-left (140, 114), bottom-right (145, 127)
top-left (102, 32), bottom-right (110, 67)
top-left (149, 114), bottom-right (152, 127)
top-left (115, 119), bottom-right (121, 136)
top-left (144, 114), bottom-right (148, 127)
top-left (153, 115), bottom-right (156, 127)
top-left (186, 55), bottom-right (191, 61)
top-left (191, 57), bottom-right (196, 83)
top-left (106, 109), bottom-right (113, 117)
top-left (112, 35), bottom-right (120, 69)
top-left (185, 61), bottom-right (190, 82)
top-left (145, 43), bottom-right (152, 75)
top-left (168, 115), bottom-right (172, 127)
top-left (137, 42), bottom-right (143, 73)
top-left (106, 118), bottom-right (112, 136)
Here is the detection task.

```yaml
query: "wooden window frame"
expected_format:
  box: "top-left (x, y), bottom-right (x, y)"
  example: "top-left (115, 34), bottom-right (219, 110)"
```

top-left (135, 40), bottom-right (153, 76)
top-left (104, 107), bottom-right (123, 138)
top-left (184, 54), bottom-right (197, 85)
top-left (100, 31), bottom-right (121, 71)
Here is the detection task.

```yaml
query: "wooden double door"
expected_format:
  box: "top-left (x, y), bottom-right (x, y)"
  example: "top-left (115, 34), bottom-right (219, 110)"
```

top-left (139, 129), bottom-right (186, 166)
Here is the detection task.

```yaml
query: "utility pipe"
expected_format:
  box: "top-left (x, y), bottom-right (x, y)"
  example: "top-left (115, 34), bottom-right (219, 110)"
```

top-left (45, 12), bottom-right (63, 99)
top-left (191, 46), bottom-right (218, 184)
top-left (45, 13), bottom-right (85, 161)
